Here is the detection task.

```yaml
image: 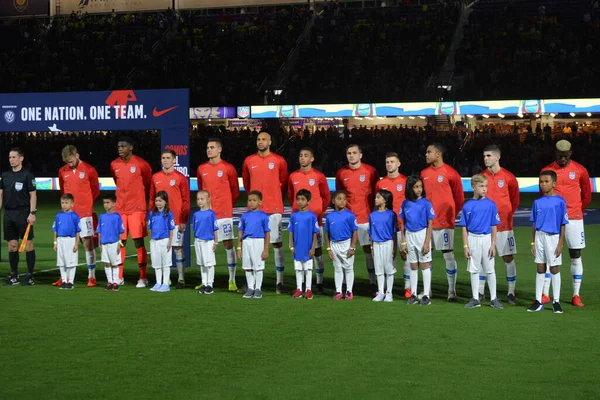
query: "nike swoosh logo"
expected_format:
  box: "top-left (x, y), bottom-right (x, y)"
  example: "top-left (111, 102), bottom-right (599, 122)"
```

top-left (155, 181), bottom-right (161, 184)
top-left (115, 169), bottom-right (120, 172)
top-left (293, 181), bottom-right (300, 184)
top-left (152, 106), bottom-right (178, 117)
top-left (251, 166), bottom-right (257, 169)
top-left (344, 178), bottom-right (349, 181)
top-left (423, 177), bottom-right (429, 180)
top-left (202, 173), bottom-right (208, 176)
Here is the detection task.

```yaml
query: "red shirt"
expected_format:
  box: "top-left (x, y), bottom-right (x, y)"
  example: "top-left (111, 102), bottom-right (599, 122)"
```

top-left (197, 159), bottom-right (240, 219)
top-left (149, 169), bottom-right (190, 225)
top-left (420, 164), bottom-right (464, 229)
top-left (242, 152), bottom-right (288, 214)
top-left (110, 155), bottom-right (152, 215)
top-left (335, 163), bottom-right (379, 224)
top-left (58, 161), bottom-right (100, 218)
top-left (482, 167), bottom-right (519, 231)
top-left (541, 160), bottom-right (591, 220)
top-left (375, 174), bottom-right (407, 217)
top-left (288, 168), bottom-right (331, 225)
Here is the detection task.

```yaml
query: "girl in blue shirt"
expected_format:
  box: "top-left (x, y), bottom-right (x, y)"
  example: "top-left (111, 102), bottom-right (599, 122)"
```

top-left (148, 191), bottom-right (175, 292)
top-left (369, 189), bottom-right (398, 302)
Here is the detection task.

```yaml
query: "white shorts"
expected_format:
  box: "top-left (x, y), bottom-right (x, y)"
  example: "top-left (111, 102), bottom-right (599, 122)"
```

top-left (466, 233), bottom-right (495, 274)
top-left (495, 230), bottom-right (517, 257)
top-left (565, 219), bottom-right (585, 249)
top-left (268, 214), bottom-right (282, 244)
top-left (217, 218), bottom-right (234, 242)
top-left (56, 237), bottom-right (78, 267)
top-left (242, 238), bottom-right (266, 271)
top-left (194, 239), bottom-right (216, 267)
top-left (150, 238), bottom-right (172, 269)
top-left (432, 228), bottom-right (454, 251)
top-left (373, 240), bottom-right (396, 276)
top-left (79, 216), bottom-right (94, 238)
top-left (172, 227), bottom-right (185, 247)
top-left (331, 239), bottom-right (355, 271)
top-left (534, 231), bottom-right (562, 266)
top-left (315, 226), bottom-right (323, 249)
top-left (405, 229), bottom-right (432, 264)
top-left (294, 259), bottom-right (313, 271)
top-left (357, 223), bottom-right (371, 246)
top-left (100, 242), bottom-right (121, 266)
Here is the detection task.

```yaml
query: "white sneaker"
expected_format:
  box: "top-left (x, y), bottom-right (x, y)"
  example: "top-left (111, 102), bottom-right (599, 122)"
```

top-left (372, 293), bottom-right (385, 302)
top-left (384, 293), bottom-right (393, 302)
top-left (136, 279), bottom-right (149, 288)
top-left (118, 279), bottom-right (125, 286)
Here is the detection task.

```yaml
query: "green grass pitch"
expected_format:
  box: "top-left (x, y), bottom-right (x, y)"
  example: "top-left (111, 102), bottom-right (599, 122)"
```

top-left (1, 192), bottom-right (599, 399)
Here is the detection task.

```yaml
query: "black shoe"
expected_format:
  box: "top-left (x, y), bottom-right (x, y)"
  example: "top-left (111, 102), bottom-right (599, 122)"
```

top-left (4, 277), bottom-right (19, 286)
top-left (315, 284), bottom-right (325, 295)
top-left (203, 286), bottom-right (214, 295)
top-left (176, 280), bottom-right (186, 289)
top-left (370, 284), bottom-right (378, 297)
top-left (527, 300), bottom-right (544, 312)
top-left (276, 283), bottom-right (284, 294)
top-left (21, 275), bottom-right (34, 286)
top-left (553, 301), bottom-right (563, 314)
top-left (112, 284), bottom-right (120, 292)
top-left (66, 283), bottom-right (74, 290)
top-left (104, 283), bottom-right (113, 291)
top-left (507, 293), bottom-right (517, 305)
top-left (59, 282), bottom-right (68, 290)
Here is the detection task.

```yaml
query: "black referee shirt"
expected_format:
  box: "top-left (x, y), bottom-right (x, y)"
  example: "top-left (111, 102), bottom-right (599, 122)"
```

top-left (0, 168), bottom-right (36, 210)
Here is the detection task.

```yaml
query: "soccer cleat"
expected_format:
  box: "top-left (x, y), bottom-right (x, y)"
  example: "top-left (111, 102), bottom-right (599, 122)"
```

top-left (176, 280), bottom-right (186, 290)
top-left (572, 295), bottom-right (585, 307)
top-left (345, 291), bottom-right (354, 301)
top-left (150, 283), bottom-right (161, 292)
top-left (292, 289), bottom-right (303, 299)
top-left (527, 300), bottom-right (544, 312)
top-left (4, 278), bottom-right (19, 286)
top-left (373, 293), bottom-right (385, 302)
top-left (243, 289), bottom-right (255, 299)
top-left (104, 283), bottom-right (114, 291)
top-left (420, 295), bottom-right (431, 306)
top-left (52, 278), bottom-right (62, 286)
top-left (65, 283), bottom-right (74, 290)
top-left (464, 298), bottom-right (481, 309)
top-left (407, 295), bottom-right (419, 305)
top-left (253, 289), bottom-right (263, 299)
top-left (276, 283), bottom-right (285, 294)
top-left (479, 293), bottom-right (486, 302)
top-left (158, 284), bottom-right (170, 292)
top-left (136, 279), bottom-right (148, 288)
top-left (194, 283), bottom-right (204, 291)
top-left (404, 288), bottom-right (412, 299)
top-left (384, 293), bottom-right (393, 302)
top-left (541, 294), bottom-right (551, 305)
top-left (333, 292), bottom-right (343, 301)
top-left (370, 284), bottom-right (378, 298)
top-left (21, 275), bottom-right (34, 286)
top-left (315, 284), bottom-right (325, 296)
top-left (203, 286), bottom-right (214, 295)
top-left (553, 301), bottom-right (564, 314)
top-left (447, 291), bottom-right (457, 303)
top-left (112, 284), bottom-right (120, 292)
top-left (305, 290), bottom-right (314, 300)
top-left (87, 278), bottom-right (97, 287)
top-left (507, 293), bottom-right (517, 305)
top-left (490, 298), bottom-right (504, 309)
top-left (59, 282), bottom-right (68, 290)
top-left (228, 281), bottom-right (238, 292)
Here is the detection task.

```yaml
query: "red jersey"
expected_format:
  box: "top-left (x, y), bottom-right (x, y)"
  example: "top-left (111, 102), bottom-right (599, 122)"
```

top-left (335, 163), bottom-right (379, 224)
top-left (58, 161), bottom-right (100, 218)
top-left (541, 160), bottom-right (591, 220)
top-left (482, 167), bottom-right (519, 231)
top-left (110, 155), bottom-right (152, 215)
top-left (288, 168), bottom-right (331, 225)
top-left (149, 169), bottom-right (190, 225)
top-left (375, 174), bottom-right (407, 217)
top-left (420, 164), bottom-right (464, 229)
top-left (242, 152), bottom-right (288, 214)
top-left (197, 160), bottom-right (240, 219)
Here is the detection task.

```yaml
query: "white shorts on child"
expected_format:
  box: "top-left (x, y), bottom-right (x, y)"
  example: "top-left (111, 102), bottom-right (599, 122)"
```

top-left (406, 229), bottom-right (432, 264)
top-left (294, 259), bottom-right (313, 271)
top-left (534, 231), bottom-right (562, 266)
top-left (100, 242), bottom-right (121, 266)
top-left (242, 238), bottom-right (265, 271)
top-left (150, 238), bottom-right (172, 269)
top-left (466, 233), bottom-right (495, 274)
top-left (57, 237), bottom-right (78, 267)
top-left (331, 239), bottom-right (355, 271)
top-left (373, 240), bottom-right (396, 276)
top-left (195, 239), bottom-right (216, 267)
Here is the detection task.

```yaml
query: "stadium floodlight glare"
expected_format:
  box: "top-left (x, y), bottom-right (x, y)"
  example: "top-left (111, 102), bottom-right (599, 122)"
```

top-left (570, 112), bottom-right (576, 117)
top-left (517, 113), bottom-right (523, 118)
top-left (397, 116), bottom-right (404, 119)
top-left (535, 114), bottom-right (540, 118)
top-left (408, 116), bottom-right (415, 119)
top-left (482, 114), bottom-right (489, 118)
top-left (466, 114), bottom-right (474, 118)
top-left (550, 113), bottom-right (556, 117)
top-left (587, 112), bottom-right (592, 117)
top-left (498, 113), bottom-right (504, 118)
top-left (418, 116), bottom-right (426, 119)
top-left (274, 90), bottom-right (283, 96)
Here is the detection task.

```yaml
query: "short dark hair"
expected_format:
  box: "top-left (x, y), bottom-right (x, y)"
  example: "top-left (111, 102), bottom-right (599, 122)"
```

top-left (405, 175), bottom-right (425, 202)
top-left (248, 190), bottom-right (262, 200)
top-left (61, 193), bottom-right (74, 201)
top-left (9, 147), bottom-right (24, 157)
top-left (483, 144), bottom-right (501, 156)
top-left (385, 152), bottom-right (400, 161)
top-left (103, 193), bottom-right (117, 202)
top-left (540, 170), bottom-right (557, 182)
top-left (331, 190), bottom-right (347, 208)
top-left (300, 147), bottom-right (315, 157)
top-left (161, 149), bottom-right (177, 157)
top-left (118, 136), bottom-right (134, 146)
top-left (296, 189), bottom-right (312, 202)
top-left (430, 142), bottom-right (446, 155)
top-left (345, 144), bottom-right (362, 153)
top-left (207, 138), bottom-right (222, 148)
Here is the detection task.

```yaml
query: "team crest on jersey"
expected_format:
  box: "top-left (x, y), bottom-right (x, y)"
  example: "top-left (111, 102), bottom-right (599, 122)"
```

top-left (217, 170), bottom-right (223, 178)
top-left (170, 180), bottom-right (176, 186)
top-left (569, 172), bottom-right (576, 180)
top-left (130, 166), bottom-right (136, 173)
top-left (79, 172), bottom-right (85, 179)
top-left (359, 174), bottom-right (366, 182)
top-left (268, 162), bottom-right (275, 170)
top-left (397, 184), bottom-right (403, 192)
top-left (15, 182), bottom-right (23, 191)
top-left (498, 180), bottom-right (505, 188)
top-left (309, 179), bottom-right (315, 186)
top-left (437, 175), bottom-right (444, 183)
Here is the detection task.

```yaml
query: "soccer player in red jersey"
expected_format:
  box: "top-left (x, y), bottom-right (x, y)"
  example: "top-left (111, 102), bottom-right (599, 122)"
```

top-left (541, 140), bottom-right (591, 307)
top-left (150, 149), bottom-right (190, 289)
top-left (420, 143), bottom-right (464, 302)
top-left (110, 137), bottom-right (152, 288)
top-left (288, 147), bottom-right (331, 294)
top-left (242, 131), bottom-right (289, 293)
top-left (481, 145), bottom-right (520, 304)
top-left (56, 145), bottom-right (100, 287)
top-left (197, 138), bottom-right (240, 291)
top-left (336, 144), bottom-right (380, 295)
top-left (375, 152), bottom-right (410, 298)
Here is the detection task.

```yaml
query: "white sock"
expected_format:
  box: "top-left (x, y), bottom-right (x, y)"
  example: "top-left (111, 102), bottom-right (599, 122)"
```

top-left (67, 267), bottom-right (76, 284)
top-left (403, 260), bottom-right (411, 289)
top-left (315, 255), bottom-right (325, 284)
top-left (443, 252), bottom-right (457, 293)
top-left (207, 266), bottom-right (215, 287)
top-left (487, 272), bottom-right (497, 301)
top-left (162, 266), bottom-right (170, 286)
top-left (245, 270), bottom-right (255, 290)
top-left (305, 269), bottom-right (313, 291)
top-left (60, 266), bottom-right (67, 281)
top-left (200, 266), bottom-right (208, 286)
top-left (571, 257), bottom-right (583, 297)
top-left (274, 247), bottom-right (285, 284)
top-left (112, 267), bottom-right (120, 284)
top-left (175, 249), bottom-right (185, 281)
top-left (334, 266), bottom-right (343, 293)
top-left (226, 247), bottom-right (237, 281)
top-left (255, 270), bottom-right (263, 290)
top-left (86, 250), bottom-right (96, 278)
top-left (543, 265), bottom-right (551, 296)
top-left (345, 268), bottom-right (354, 293)
top-left (296, 270), bottom-right (304, 290)
top-left (104, 267), bottom-right (112, 284)
top-left (377, 274), bottom-right (385, 295)
top-left (422, 267), bottom-right (431, 298)
top-left (366, 253), bottom-right (376, 284)
top-left (535, 272), bottom-right (545, 303)
top-left (386, 274), bottom-right (394, 295)
top-left (551, 272), bottom-right (561, 303)
top-left (478, 273), bottom-right (486, 296)
top-left (505, 260), bottom-right (516, 295)
top-left (410, 268), bottom-right (418, 296)
top-left (470, 273), bottom-right (479, 300)
top-left (155, 267), bottom-right (163, 285)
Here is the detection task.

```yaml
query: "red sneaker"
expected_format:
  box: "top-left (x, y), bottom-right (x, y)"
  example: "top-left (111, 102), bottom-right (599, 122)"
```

top-left (87, 278), bottom-right (97, 287)
top-left (404, 288), bottom-right (412, 299)
top-left (572, 295), bottom-right (585, 307)
top-left (333, 292), bottom-right (343, 301)
top-left (305, 290), bottom-right (313, 300)
top-left (345, 291), bottom-right (354, 301)
top-left (292, 289), bottom-right (303, 298)
top-left (52, 278), bottom-right (62, 286)
top-left (541, 294), bottom-right (551, 304)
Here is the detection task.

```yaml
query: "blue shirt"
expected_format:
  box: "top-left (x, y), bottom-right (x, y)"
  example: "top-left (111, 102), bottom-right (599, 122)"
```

top-left (369, 209), bottom-right (397, 242)
top-left (97, 212), bottom-right (124, 244)
top-left (239, 210), bottom-right (270, 239)
top-left (530, 195), bottom-right (569, 235)
top-left (52, 211), bottom-right (81, 237)
top-left (399, 198), bottom-right (435, 232)
top-left (192, 209), bottom-right (218, 240)
top-left (458, 198), bottom-right (500, 235)
top-left (147, 210), bottom-right (175, 240)
top-left (325, 209), bottom-right (358, 242)
top-left (288, 210), bottom-right (320, 261)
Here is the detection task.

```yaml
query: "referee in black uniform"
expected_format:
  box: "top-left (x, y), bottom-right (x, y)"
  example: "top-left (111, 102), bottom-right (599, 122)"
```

top-left (0, 147), bottom-right (37, 285)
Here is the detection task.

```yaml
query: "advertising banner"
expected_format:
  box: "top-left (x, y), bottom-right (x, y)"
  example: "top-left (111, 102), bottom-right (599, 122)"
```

top-left (189, 106), bottom-right (236, 119)
top-left (178, 0), bottom-right (323, 9)
top-left (58, 0), bottom-right (172, 15)
top-left (0, 0), bottom-right (48, 17)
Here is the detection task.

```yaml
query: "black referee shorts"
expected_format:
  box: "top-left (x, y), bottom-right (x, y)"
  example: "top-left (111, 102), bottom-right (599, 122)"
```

top-left (3, 208), bottom-right (34, 242)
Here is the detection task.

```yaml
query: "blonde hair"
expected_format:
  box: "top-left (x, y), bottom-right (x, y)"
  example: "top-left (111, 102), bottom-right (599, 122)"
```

top-left (61, 145), bottom-right (78, 161)
top-left (471, 174), bottom-right (487, 187)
